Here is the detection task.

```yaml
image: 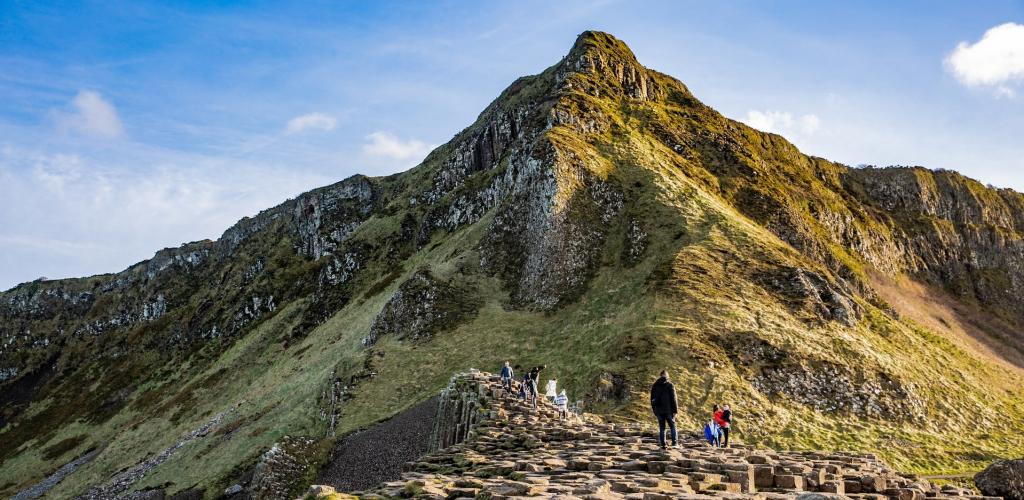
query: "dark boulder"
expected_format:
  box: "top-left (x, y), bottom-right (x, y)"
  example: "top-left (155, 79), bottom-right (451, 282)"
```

top-left (975, 458), bottom-right (1024, 500)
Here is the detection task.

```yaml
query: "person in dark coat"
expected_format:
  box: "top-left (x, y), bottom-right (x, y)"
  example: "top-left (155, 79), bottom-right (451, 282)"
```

top-left (721, 404), bottom-right (732, 447)
top-left (650, 370), bottom-right (678, 449)
top-left (527, 365), bottom-right (545, 409)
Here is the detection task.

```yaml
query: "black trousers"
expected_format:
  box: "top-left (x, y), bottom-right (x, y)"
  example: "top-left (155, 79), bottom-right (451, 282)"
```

top-left (656, 413), bottom-right (677, 447)
top-left (721, 426), bottom-right (730, 447)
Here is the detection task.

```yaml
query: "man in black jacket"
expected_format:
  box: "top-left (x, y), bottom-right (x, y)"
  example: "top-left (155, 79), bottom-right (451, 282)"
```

top-left (721, 404), bottom-right (732, 447)
top-left (650, 370), bottom-right (678, 449)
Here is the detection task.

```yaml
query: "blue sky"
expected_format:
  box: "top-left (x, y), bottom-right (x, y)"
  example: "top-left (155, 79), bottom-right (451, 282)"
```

top-left (2, 1), bottom-right (1023, 290)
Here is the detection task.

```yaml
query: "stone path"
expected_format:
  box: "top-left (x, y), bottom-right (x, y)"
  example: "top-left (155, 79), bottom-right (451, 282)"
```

top-left (77, 403), bottom-right (240, 499)
top-left (323, 370), bottom-right (996, 500)
top-left (11, 447), bottom-right (102, 500)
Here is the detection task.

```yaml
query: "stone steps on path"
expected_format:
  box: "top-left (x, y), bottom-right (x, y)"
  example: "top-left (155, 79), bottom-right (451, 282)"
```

top-left (313, 370), bottom-right (994, 500)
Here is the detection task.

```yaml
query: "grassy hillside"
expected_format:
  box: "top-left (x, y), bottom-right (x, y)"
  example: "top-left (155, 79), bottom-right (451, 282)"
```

top-left (2, 31), bottom-right (1023, 498)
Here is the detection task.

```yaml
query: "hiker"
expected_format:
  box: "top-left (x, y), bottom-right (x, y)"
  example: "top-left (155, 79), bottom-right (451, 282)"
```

top-left (546, 377), bottom-right (558, 402)
top-left (721, 404), bottom-right (732, 447)
top-left (519, 372), bottom-right (530, 400)
top-left (649, 370), bottom-right (678, 449)
top-left (528, 366), bottom-right (544, 409)
top-left (712, 404), bottom-right (727, 447)
top-left (555, 389), bottom-right (569, 419)
top-left (529, 365), bottom-right (545, 384)
top-left (500, 361), bottom-right (514, 393)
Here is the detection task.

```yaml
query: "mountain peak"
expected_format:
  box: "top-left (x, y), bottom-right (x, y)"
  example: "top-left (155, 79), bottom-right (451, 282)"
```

top-left (557, 31), bottom-right (656, 100)
top-left (567, 30), bottom-right (639, 64)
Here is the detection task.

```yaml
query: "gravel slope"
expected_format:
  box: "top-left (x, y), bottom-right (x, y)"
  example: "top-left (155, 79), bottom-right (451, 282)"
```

top-left (317, 396), bottom-right (438, 491)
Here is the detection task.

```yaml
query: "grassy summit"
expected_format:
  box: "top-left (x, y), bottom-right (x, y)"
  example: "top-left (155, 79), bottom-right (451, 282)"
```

top-left (1, 31), bottom-right (1023, 498)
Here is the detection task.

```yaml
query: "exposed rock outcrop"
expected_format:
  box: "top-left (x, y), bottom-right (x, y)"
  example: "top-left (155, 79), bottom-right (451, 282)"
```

top-left (364, 270), bottom-right (480, 346)
top-left (752, 362), bottom-right (925, 419)
top-left (975, 458), bottom-right (1024, 500)
top-left (429, 370), bottom-right (490, 452)
top-left (845, 167), bottom-right (1024, 321)
top-left (249, 436), bottom-right (319, 500)
top-left (4, 30), bottom-right (1024, 499)
top-left (756, 267), bottom-right (861, 326)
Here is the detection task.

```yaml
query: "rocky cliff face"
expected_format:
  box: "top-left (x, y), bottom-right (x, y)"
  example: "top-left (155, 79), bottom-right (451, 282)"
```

top-left (845, 167), bottom-right (1024, 320)
top-left (2, 31), bottom-right (1023, 499)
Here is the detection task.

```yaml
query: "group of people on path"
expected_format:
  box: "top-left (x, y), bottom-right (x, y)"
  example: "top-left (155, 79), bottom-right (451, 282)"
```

top-left (650, 370), bottom-right (732, 449)
top-left (498, 364), bottom-right (731, 446)
top-left (500, 361), bottom-right (570, 419)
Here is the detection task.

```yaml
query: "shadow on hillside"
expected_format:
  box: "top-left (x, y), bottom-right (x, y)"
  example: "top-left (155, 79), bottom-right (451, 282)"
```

top-left (868, 270), bottom-right (1024, 371)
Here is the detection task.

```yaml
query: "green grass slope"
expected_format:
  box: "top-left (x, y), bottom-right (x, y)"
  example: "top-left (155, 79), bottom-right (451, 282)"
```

top-left (1, 31), bottom-right (1023, 498)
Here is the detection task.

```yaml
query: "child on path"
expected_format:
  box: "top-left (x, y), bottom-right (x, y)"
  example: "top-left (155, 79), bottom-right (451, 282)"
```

top-left (555, 390), bottom-right (569, 419)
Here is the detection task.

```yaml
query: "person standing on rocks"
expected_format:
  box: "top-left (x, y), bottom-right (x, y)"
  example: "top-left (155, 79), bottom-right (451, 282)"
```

top-left (500, 361), bottom-right (514, 394)
top-left (555, 389), bottom-right (569, 419)
top-left (712, 404), bottom-right (727, 447)
top-left (720, 404), bottom-right (732, 447)
top-left (528, 366), bottom-right (544, 409)
top-left (546, 377), bottom-right (558, 402)
top-left (519, 372), bottom-right (530, 400)
top-left (650, 370), bottom-right (678, 449)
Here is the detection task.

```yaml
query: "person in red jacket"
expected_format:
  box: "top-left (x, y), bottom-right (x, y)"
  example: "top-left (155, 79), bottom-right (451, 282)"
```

top-left (712, 404), bottom-right (727, 447)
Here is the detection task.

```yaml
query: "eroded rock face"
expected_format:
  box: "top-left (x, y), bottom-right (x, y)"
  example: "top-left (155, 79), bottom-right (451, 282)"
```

top-left (363, 270), bottom-right (480, 346)
top-left (975, 458), bottom-right (1024, 500)
top-left (429, 371), bottom-right (487, 452)
top-left (292, 175), bottom-right (376, 259)
top-left (756, 267), bottom-right (861, 326)
top-left (846, 167), bottom-right (1024, 320)
top-left (557, 30), bottom-right (661, 102)
top-left (249, 436), bottom-right (318, 500)
top-left (480, 144), bottom-right (624, 310)
top-left (714, 331), bottom-right (924, 420)
top-left (752, 362), bottom-right (925, 419)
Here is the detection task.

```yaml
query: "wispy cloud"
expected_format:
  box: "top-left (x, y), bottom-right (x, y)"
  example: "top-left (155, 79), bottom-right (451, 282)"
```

top-left (946, 22), bottom-right (1024, 97)
top-left (362, 131), bottom-right (433, 164)
top-left (740, 110), bottom-right (820, 136)
top-left (52, 90), bottom-right (124, 139)
top-left (285, 112), bottom-right (337, 134)
top-left (0, 145), bottom-right (330, 289)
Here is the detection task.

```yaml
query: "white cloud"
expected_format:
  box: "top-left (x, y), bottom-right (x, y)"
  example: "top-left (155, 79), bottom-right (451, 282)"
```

top-left (740, 110), bottom-right (821, 135)
top-left (285, 112), bottom-right (337, 134)
top-left (54, 90), bottom-right (124, 139)
top-left (0, 146), bottom-right (330, 290)
top-left (362, 131), bottom-right (433, 163)
top-left (946, 22), bottom-right (1024, 97)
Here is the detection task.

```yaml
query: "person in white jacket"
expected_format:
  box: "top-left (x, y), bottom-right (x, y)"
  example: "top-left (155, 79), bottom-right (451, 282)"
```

top-left (555, 390), bottom-right (569, 419)
top-left (545, 378), bottom-right (558, 402)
